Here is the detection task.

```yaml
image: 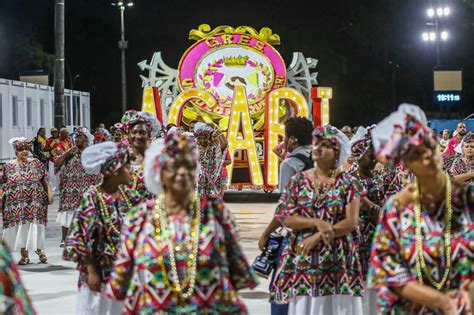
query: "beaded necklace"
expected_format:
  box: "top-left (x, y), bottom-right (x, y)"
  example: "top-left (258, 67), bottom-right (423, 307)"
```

top-left (95, 185), bottom-right (132, 254)
top-left (153, 193), bottom-right (200, 299)
top-left (310, 168), bottom-right (336, 207)
top-left (414, 173), bottom-right (453, 290)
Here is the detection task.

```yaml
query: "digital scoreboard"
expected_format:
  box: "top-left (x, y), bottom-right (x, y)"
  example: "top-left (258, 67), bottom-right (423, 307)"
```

top-left (434, 92), bottom-right (461, 103)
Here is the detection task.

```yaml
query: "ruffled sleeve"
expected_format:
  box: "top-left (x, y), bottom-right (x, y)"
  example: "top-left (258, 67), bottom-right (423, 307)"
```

top-left (210, 198), bottom-right (258, 291)
top-left (367, 197), bottom-right (416, 288)
top-left (105, 202), bottom-right (147, 300)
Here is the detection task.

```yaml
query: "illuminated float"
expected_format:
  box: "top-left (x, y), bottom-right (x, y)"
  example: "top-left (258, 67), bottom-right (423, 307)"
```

top-left (139, 24), bottom-right (333, 192)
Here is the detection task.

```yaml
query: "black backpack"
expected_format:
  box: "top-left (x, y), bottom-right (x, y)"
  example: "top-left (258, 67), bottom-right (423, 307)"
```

top-left (291, 153), bottom-right (314, 171)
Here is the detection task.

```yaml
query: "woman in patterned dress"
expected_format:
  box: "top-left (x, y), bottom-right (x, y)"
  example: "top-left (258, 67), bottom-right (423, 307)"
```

top-left (368, 104), bottom-right (474, 314)
top-left (123, 111), bottom-right (153, 199)
top-left (55, 127), bottom-right (100, 247)
top-left (350, 126), bottom-right (386, 314)
top-left (449, 132), bottom-right (473, 183)
top-left (106, 132), bottom-right (257, 314)
top-left (194, 122), bottom-right (225, 198)
top-left (1, 138), bottom-right (53, 265)
top-left (271, 125), bottom-right (364, 315)
top-left (0, 240), bottom-right (36, 314)
top-left (64, 141), bottom-right (142, 315)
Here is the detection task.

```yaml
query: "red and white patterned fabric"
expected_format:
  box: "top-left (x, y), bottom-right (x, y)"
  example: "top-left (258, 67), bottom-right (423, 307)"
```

top-left (1, 158), bottom-right (49, 229)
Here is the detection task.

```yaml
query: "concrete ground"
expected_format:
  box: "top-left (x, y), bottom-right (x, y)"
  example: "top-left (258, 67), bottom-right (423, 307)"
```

top-left (6, 190), bottom-right (278, 315)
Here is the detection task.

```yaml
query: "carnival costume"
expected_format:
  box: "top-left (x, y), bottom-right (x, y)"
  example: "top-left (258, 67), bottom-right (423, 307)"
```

top-left (1, 138), bottom-right (49, 259)
top-left (50, 130), bottom-right (73, 174)
top-left (350, 126), bottom-right (386, 277)
top-left (0, 240), bottom-right (36, 314)
top-left (124, 111), bottom-right (154, 199)
top-left (449, 132), bottom-right (474, 183)
top-left (106, 132), bottom-right (258, 314)
top-left (350, 126), bottom-right (387, 314)
top-left (271, 125), bottom-right (364, 315)
top-left (57, 127), bottom-right (101, 228)
top-left (64, 141), bottom-right (141, 315)
top-left (368, 104), bottom-right (474, 314)
top-left (195, 122), bottom-right (225, 198)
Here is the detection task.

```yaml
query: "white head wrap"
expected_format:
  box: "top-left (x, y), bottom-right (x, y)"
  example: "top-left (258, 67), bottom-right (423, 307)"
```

top-left (182, 131), bottom-right (195, 138)
top-left (141, 111), bottom-right (162, 138)
top-left (81, 141), bottom-right (117, 175)
top-left (144, 138), bottom-right (165, 195)
top-left (350, 126), bottom-right (368, 146)
top-left (312, 125), bottom-right (351, 169)
top-left (75, 127), bottom-right (94, 144)
top-left (371, 103), bottom-right (426, 153)
top-left (167, 126), bottom-right (178, 135)
top-left (8, 137), bottom-right (28, 146)
top-left (144, 133), bottom-right (199, 195)
top-left (194, 122), bottom-right (214, 136)
top-left (335, 132), bottom-right (351, 169)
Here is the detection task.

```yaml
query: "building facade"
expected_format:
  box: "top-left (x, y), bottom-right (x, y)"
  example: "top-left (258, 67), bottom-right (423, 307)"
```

top-left (0, 78), bottom-right (91, 161)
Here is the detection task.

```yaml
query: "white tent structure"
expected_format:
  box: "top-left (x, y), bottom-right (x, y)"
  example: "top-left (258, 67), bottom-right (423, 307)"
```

top-left (0, 78), bottom-right (91, 162)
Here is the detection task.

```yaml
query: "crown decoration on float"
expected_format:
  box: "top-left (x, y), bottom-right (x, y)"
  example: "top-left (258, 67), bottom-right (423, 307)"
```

top-left (138, 24), bottom-right (331, 190)
top-left (223, 56), bottom-right (249, 67)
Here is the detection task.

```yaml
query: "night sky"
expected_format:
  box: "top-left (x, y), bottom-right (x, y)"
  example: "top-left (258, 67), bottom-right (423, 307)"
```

top-left (1, 0), bottom-right (473, 127)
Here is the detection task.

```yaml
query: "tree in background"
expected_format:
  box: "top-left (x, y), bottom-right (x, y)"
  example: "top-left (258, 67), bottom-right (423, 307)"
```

top-left (11, 37), bottom-right (55, 83)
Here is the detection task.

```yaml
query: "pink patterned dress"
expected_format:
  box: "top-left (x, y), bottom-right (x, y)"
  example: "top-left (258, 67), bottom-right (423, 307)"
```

top-left (271, 172), bottom-right (364, 306)
top-left (106, 197), bottom-right (257, 314)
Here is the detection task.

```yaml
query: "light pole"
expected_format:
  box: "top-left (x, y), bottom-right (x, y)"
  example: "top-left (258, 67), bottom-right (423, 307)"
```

top-left (71, 74), bottom-right (80, 91)
top-left (54, 0), bottom-right (65, 127)
top-left (112, 1), bottom-right (134, 113)
top-left (422, 5), bottom-right (450, 66)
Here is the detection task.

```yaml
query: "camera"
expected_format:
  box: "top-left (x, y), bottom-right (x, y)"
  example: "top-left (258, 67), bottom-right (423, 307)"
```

top-left (252, 232), bottom-right (284, 278)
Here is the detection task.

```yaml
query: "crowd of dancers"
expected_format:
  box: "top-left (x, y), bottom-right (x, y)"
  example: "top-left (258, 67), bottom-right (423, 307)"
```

top-left (0, 103), bottom-right (472, 314)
